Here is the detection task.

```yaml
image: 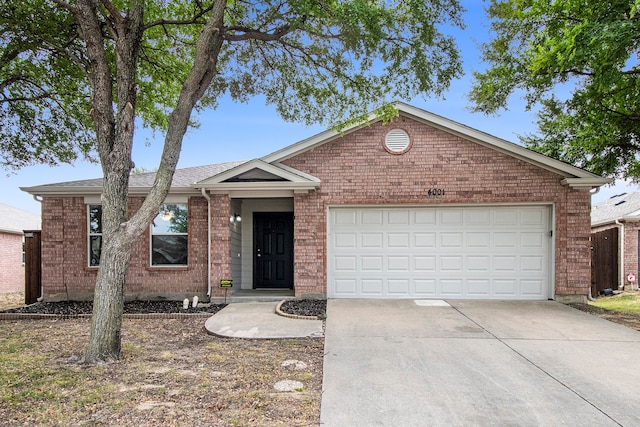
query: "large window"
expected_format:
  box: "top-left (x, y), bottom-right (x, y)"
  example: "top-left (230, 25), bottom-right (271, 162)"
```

top-left (151, 203), bottom-right (188, 266)
top-left (88, 205), bottom-right (102, 267)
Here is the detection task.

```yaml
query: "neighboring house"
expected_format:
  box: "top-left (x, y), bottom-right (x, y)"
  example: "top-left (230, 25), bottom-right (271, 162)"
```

top-left (21, 103), bottom-right (611, 303)
top-left (591, 192), bottom-right (640, 290)
top-left (0, 203), bottom-right (41, 293)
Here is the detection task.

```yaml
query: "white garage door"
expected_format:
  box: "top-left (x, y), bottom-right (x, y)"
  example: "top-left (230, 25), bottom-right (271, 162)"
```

top-left (328, 206), bottom-right (551, 299)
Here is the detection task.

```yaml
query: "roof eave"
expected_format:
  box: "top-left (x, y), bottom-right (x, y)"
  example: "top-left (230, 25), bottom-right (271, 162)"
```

top-left (199, 181), bottom-right (320, 192)
top-left (561, 177), bottom-right (614, 188)
top-left (20, 186), bottom-right (199, 197)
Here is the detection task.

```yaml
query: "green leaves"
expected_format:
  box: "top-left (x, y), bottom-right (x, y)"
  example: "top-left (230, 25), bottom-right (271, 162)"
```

top-left (2, 0), bottom-right (464, 169)
top-left (0, 1), bottom-right (94, 169)
top-left (471, 0), bottom-right (640, 180)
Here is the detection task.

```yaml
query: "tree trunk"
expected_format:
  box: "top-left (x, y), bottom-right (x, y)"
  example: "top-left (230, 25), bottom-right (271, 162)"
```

top-left (82, 230), bottom-right (133, 361)
top-left (77, 0), bottom-right (227, 363)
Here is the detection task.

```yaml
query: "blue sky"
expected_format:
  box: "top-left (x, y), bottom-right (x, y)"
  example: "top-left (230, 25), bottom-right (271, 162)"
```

top-left (3, 2), bottom-right (635, 214)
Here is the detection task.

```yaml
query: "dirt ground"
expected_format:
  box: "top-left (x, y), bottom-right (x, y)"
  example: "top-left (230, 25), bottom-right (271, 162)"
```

top-left (0, 293), bottom-right (323, 426)
top-left (2, 291), bottom-right (640, 426)
top-left (569, 302), bottom-right (640, 332)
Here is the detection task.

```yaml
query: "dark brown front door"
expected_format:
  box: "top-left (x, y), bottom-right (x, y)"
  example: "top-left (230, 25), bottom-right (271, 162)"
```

top-left (254, 212), bottom-right (294, 289)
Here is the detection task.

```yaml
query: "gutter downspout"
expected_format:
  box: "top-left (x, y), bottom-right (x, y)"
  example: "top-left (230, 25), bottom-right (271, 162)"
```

top-left (615, 220), bottom-right (624, 290)
top-left (200, 188), bottom-right (212, 299)
top-left (588, 186), bottom-right (601, 301)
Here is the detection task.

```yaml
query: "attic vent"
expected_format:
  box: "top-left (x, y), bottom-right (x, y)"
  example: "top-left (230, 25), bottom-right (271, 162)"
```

top-left (615, 200), bottom-right (627, 206)
top-left (384, 129), bottom-right (411, 154)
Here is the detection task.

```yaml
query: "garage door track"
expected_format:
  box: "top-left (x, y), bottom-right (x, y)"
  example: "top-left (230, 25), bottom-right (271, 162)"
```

top-left (321, 299), bottom-right (640, 426)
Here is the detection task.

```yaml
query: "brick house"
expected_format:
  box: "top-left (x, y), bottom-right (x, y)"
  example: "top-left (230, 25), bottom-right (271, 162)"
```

top-left (0, 203), bottom-right (41, 293)
top-left (591, 192), bottom-right (640, 290)
top-left (22, 103), bottom-right (610, 303)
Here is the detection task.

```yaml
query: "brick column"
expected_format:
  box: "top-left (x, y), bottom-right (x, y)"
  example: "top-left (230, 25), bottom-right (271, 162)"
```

top-left (210, 194), bottom-right (231, 297)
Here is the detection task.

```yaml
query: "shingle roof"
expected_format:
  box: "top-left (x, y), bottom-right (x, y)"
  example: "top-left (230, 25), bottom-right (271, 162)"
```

top-left (21, 161), bottom-right (248, 194)
top-left (0, 203), bottom-right (41, 234)
top-left (591, 192), bottom-right (640, 226)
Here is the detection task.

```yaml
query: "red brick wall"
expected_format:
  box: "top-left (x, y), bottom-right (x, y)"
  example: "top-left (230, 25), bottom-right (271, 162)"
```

top-left (284, 116), bottom-right (593, 300)
top-left (40, 196), bottom-right (209, 301)
top-left (0, 232), bottom-right (25, 293)
top-left (210, 194), bottom-right (231, 298)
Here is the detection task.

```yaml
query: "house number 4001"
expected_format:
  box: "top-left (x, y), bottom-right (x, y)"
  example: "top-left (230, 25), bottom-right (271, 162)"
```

top-left (427, 188), bottom-right (445, 196)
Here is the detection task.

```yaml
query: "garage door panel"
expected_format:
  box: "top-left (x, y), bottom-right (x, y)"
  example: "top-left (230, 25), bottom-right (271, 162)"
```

top-left (522, 209), bottom-right (545, 225)
top-left (468, 279), bottom-right (491, 296)
top-left (495, 232), bottom-right (518, 247)
top-left (334, 210), bottom-right (357, 225)
top-left (494, 209), bottom-right (518, 225)
top-left (335, 233), bottom-right (357, 248)
top-left (334, 279), bottom-right (357, 295)
top-left (361, 233), bottom-right (383, 248)
top-left (328, 206), bottom-right (550, 299)
top-left (388, 233), bottom-right (410, 247)
top-left (414, 279), bottom-right (437, 295)
top-left (414, 233), bottom-right (436, 247)
top-left (521, 256), bottom-right (544, 272)
top-left (388, 279), bottom-right (410, 294)
top-left (522, 232), bottom-right (544, 248)
top-left (361, 210), bottom-right (383, 225)
top-left (467, 209), bottom-right (491, 225)
top-left (335, 256), bottom-right (357, 271)
top-left (441, 233), bottom-right (463, 248)
top-left (414, 256), bottom-right (436, 271)
top-left (440, 256), bottom-right (463, 272)
top-left (494, 279), bottom-right (518, 296)
top-left (440, 279), bottom-right (464, 296)
top-left (440, 209), bottom-right (464, 225)
top-left (494, 256), bottom-right (517, 271)
top-left (362, 279), bottom-right (383, 295)
top-left (521, 279), bottom-right (544, 296)
top-left (468, 232), bottom-right (491, 247)
top-left (388, 256), bottom-right (410, 271)
top-left (388, 210), bottom-right (410, 224)
top-left (414, 210), bottom-right (436, 224)
top-left (467, 256), bottom-right (491, 272)
top-left (361, 256), bottom-right (383, 271)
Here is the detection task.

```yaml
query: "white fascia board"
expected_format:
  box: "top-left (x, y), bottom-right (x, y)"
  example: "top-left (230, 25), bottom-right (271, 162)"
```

top-left (260, 120), bottom-right (376, 164)
top-left (205, 181), bottom-right (319, 192)
top-left (84, 194), bottom-right (190, 205)
top-left (561, 177), bottom-right (614, 188)
top-left (271, 162), bottom-right (321, 182)
top-left (218, 189), bottom-right (295, 198)
top-left (194, 159), bottom-right (320, 186)
top-left (20, 186), bottom-right (103, 196)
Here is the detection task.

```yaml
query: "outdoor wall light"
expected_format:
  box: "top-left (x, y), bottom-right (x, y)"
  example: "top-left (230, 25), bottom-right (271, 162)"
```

top-left (160, 210), bottom-right (174, 221)
top-left (229, 213), bottom-right (242, 224)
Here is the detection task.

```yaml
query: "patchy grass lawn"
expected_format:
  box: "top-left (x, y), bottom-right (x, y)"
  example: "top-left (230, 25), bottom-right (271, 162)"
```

top-left (589, 293), bottom-right (640, 315)
top-left (0, 314), bottom-right (323, 426)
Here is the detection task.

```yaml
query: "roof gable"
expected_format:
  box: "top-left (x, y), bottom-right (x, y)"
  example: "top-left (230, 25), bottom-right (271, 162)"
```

top-left (261, 102), bottom-right (611, 188)
top-left (194, 159), bottom-right (320, 192)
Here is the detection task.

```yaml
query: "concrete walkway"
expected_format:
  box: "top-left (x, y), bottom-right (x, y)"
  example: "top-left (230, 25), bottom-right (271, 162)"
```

top-left (321, 299), bottom-right (640, 426)
top-left (204, 302), bottom-right (323, 339)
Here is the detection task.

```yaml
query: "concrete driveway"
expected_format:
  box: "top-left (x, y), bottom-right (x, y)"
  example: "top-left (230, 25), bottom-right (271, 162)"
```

top-left (321, 300), bottom-right (640, 426)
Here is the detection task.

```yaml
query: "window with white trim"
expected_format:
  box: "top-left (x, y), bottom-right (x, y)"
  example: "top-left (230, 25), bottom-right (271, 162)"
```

top-left (88, 205), bottom-right (102, 267)
top-left (151, 203), bottom-right (188, 266)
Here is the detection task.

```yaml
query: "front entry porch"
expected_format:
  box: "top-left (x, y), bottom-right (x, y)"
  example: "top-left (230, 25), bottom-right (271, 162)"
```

top-left (218, 289), bottom-right (296, 303)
